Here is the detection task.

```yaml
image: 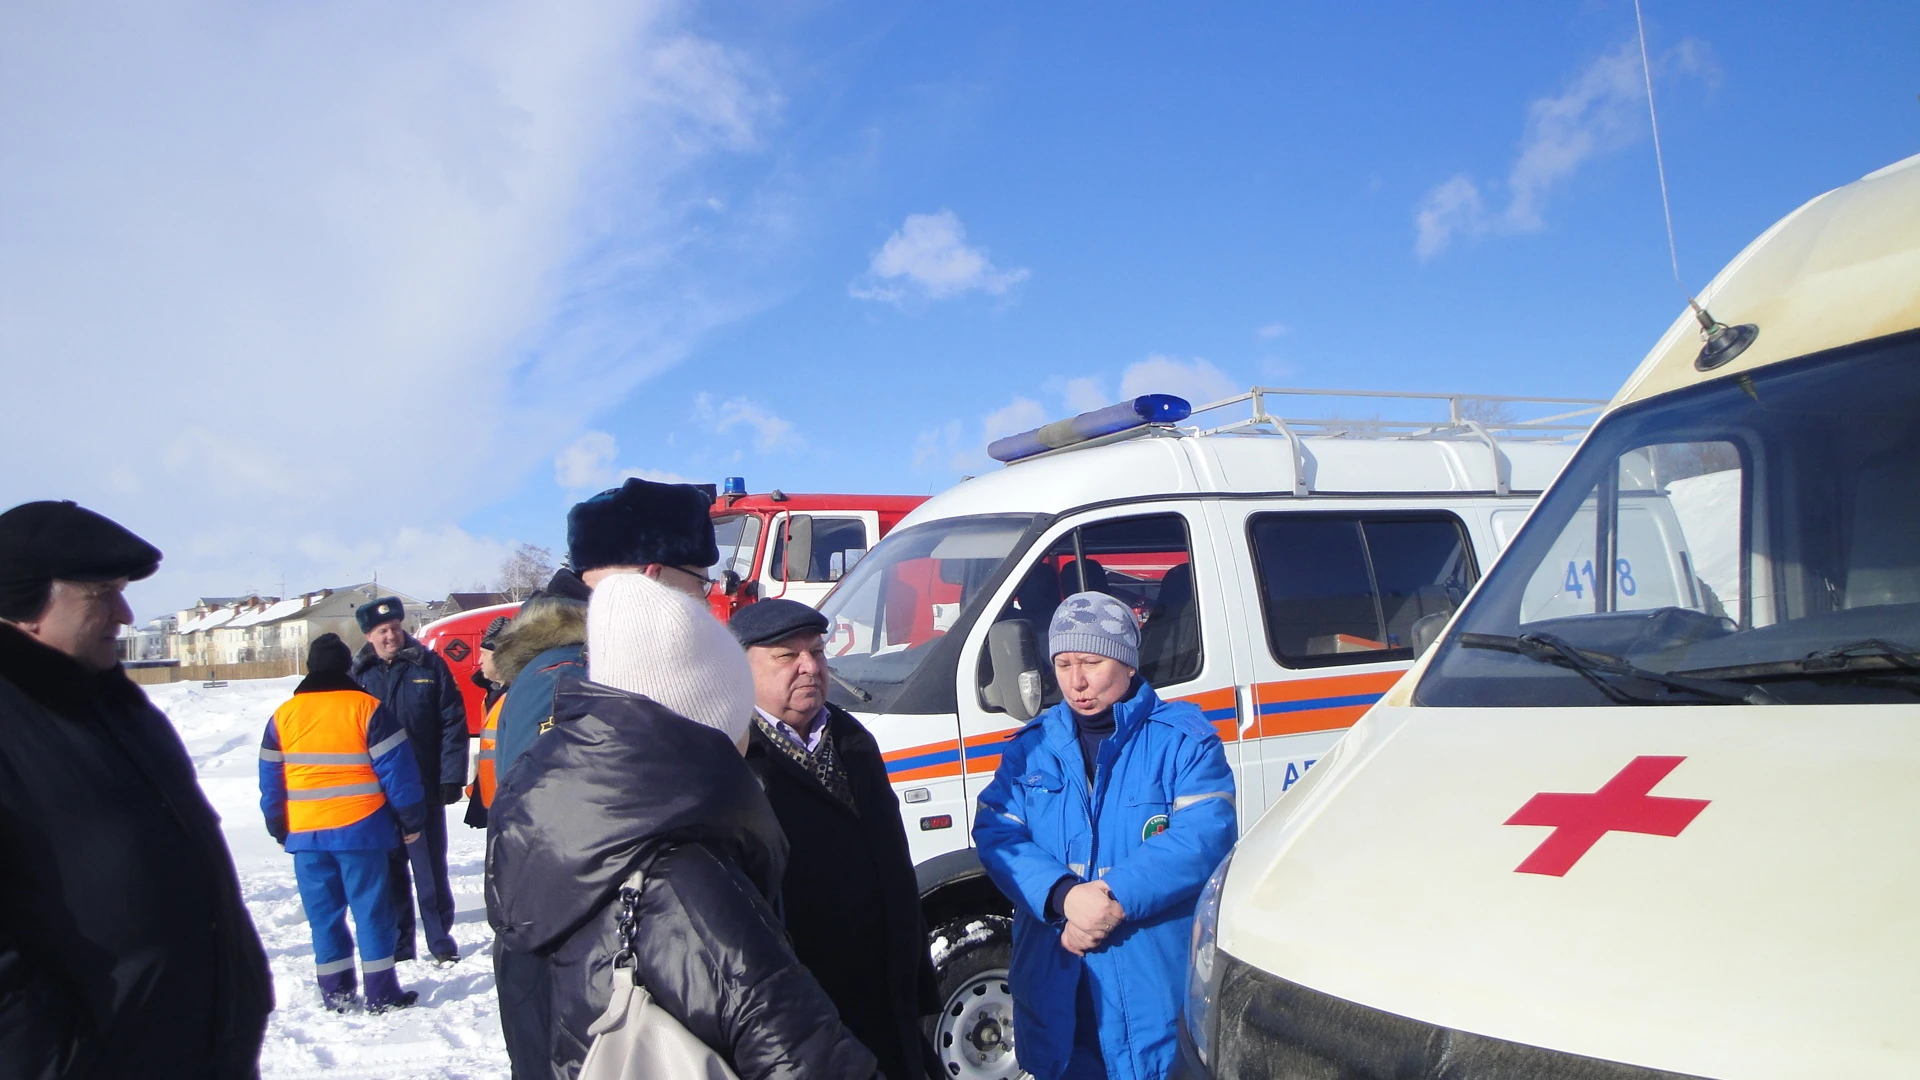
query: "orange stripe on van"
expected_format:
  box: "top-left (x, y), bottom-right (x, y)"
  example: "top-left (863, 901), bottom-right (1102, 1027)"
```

top-left (1252, 671), bottom-right (1403, 738)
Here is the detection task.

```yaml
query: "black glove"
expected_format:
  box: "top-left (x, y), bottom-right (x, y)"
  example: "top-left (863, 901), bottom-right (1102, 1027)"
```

top-left (441, 782), bottom-right (464, 805)
top-left (267, 818), bottom-right (288, 846)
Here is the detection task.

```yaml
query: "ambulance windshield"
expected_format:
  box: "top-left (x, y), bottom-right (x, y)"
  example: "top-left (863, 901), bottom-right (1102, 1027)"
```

top-left (818, 514), bottom-right (1040, 713)
top-left (1418, 331), bottom-right (1920, 707)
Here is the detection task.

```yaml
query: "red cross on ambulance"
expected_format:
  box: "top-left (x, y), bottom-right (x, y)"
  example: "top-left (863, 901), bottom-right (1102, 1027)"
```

top-left (1504, 755), bottom-right (1711, 876)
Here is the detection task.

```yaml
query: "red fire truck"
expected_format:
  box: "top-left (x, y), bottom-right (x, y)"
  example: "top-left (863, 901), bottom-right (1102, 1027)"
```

top-left (420, 481), bottom-right (926, 734)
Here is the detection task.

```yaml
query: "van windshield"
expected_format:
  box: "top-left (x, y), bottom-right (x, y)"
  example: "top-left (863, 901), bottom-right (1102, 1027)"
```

top-left (819, 514), bottom-right (1039, 714)
top-left (1417, 331), bottom-right (1920, 707)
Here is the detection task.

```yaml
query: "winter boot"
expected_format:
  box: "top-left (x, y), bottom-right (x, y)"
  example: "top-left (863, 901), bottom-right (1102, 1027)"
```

top-left (317, 967), bottom-right (358, 1013)
top-left (364, 966), bottom-right (419, 1014)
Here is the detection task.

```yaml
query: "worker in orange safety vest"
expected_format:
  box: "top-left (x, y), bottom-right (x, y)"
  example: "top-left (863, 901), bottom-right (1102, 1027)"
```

top-left (260, 633), bottom-right (429, 1013)
top-left (464, 615), bottom-right (511, 827)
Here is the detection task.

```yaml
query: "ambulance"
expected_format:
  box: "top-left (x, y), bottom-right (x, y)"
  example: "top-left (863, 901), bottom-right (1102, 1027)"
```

top-left (1181, 157), bottom-right (1920, 1078)
top-left (812, 388), bottom-right (1605, 1079)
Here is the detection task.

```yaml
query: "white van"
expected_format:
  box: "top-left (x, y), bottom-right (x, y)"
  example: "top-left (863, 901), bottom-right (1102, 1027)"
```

top-left (813, 389), bottom-right (1601, 1079)
top-left (1183, 157), bottom-right (1920, 1079)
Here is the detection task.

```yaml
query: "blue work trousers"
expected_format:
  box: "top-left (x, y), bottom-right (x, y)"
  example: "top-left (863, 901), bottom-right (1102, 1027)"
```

top-left (389, 805), bottom-right (458, 959)
top-left (294, 848), bottom-right (400, 972)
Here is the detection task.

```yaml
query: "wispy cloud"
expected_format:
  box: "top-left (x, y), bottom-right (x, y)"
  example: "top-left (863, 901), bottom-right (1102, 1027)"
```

top-left (1256, 322), bottom-right (1291, 340)
top-left (1118, 355), bottom-right (1242, 406)
top-left (1414, 40), bottom-right (1710, 259)
top-left (0, 3), bottom-right (783, 613)
top-left (850, 210), bottom-right (1029, 304)
top-left (555, 431), bottom-right (621, 489)
top-left (692, 393), bottom-right (801, 452)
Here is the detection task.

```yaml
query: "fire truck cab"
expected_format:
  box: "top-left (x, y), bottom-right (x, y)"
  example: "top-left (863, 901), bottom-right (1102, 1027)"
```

top-left (419, 482), bottom-right (926, 734)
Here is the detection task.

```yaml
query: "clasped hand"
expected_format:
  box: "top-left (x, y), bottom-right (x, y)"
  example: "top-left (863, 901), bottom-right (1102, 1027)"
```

top-left (1059, 881), bottom-right (1125, 956)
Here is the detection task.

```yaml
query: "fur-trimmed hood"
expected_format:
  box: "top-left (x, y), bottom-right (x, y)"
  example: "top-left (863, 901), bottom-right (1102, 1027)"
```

top-left (493, 596), bottom-right (588, 685)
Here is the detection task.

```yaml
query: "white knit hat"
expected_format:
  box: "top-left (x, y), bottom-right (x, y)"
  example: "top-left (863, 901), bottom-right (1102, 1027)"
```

top-left (586, 572), bottom-right (755, 746)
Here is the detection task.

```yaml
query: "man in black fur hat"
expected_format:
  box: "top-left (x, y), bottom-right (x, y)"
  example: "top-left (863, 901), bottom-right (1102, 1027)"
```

top-left (0, 500), bottom-right (272, 1076)
top-left (351, 594), bottom-right (467, 965)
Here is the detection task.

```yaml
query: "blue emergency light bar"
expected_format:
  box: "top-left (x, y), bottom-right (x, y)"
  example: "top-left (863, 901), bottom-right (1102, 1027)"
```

top-left (987, 394), bottom-right (1192, 464)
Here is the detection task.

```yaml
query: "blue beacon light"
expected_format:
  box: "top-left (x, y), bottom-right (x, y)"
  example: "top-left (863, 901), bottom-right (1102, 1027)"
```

top-left (987, 394), bottom-right (1192, 464)
top-left (723, 476), bottom-right (747, 496)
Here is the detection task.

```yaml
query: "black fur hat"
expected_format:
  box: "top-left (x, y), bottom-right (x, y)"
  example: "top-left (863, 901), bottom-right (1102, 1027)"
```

top-left (566, 477), bottom-right (718, 574)
top-left (355, 596), bottom-right (405, 634)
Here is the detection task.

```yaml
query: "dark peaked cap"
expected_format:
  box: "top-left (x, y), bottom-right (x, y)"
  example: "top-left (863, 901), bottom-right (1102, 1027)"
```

top-left (729, 597), bottom-right (830, 648)
top-left (0, 501), bottom-right (161, 621)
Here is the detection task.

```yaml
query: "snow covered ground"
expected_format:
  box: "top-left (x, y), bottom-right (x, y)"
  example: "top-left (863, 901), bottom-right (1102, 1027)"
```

top-left (148, 676), bottom-right (509, 1079)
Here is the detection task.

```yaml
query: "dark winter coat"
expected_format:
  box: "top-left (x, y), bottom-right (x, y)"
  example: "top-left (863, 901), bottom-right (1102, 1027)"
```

top-left (489, 596), bottom-right (587, 786)
top-left (746, 704), bottom-right (941, 1080)
top-left (487, 678), bottom-right (878, 1080)
top-left (351, 635), bottom-right (467, 788)
top-left (0, 624), bottom-right (273, 1079)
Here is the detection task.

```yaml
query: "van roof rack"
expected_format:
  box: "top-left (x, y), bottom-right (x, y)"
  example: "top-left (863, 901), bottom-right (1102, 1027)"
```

top-left (1189, 386), bottom-right (1607, 496)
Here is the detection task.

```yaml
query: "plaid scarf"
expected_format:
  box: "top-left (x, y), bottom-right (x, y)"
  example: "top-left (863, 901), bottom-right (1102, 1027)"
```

top-left (754, 711), bottom-right (856, 813)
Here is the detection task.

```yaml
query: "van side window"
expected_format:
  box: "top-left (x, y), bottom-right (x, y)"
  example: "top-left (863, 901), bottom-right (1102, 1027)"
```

top-left (1250, 513), bottom-right (1476, 668)
top-left (982, 512), bottom-right (1201, 708)
top-left (769, 517), bottom-right (868, 582)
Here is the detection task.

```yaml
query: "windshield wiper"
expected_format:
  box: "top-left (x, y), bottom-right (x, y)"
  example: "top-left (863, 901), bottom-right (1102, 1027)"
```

top-left (825, 666), bottom-right (873, 704)
top-left (1459, 632), bottom-right (1782, 705)
top-left (1677, 638), bottom-right (1920, 682)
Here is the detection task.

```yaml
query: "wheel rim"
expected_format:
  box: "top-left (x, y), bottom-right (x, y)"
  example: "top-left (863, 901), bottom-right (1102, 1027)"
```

top-left (934, 967), bottom-right (1022, 1080)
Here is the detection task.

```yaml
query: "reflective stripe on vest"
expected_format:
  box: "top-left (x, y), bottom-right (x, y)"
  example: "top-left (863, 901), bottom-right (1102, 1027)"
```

top-left (476, 695), bottom-right (503, 808)
top-left (270, 690), bottom-right (388, 833)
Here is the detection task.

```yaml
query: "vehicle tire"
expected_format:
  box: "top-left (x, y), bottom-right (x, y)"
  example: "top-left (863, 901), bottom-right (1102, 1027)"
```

top-left (926, 915), bottom-right (1027, 1080)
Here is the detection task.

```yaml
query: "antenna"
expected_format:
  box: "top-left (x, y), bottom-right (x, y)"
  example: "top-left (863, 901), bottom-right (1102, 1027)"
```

top-left (1632, 0), bottom-right (1758, 371)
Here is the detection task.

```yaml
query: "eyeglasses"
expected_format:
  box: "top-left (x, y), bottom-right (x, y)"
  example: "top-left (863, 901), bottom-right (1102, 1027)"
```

top-left (665, 565), bottom-right (716, 597)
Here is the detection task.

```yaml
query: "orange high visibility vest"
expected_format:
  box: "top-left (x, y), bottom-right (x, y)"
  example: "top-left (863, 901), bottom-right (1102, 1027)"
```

top-left (267, 690), bottom-right (396, 832)
top-left (476, 695), bottom-right (504, 807)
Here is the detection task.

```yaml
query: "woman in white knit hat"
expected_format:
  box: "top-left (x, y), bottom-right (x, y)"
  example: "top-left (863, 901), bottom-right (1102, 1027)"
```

top-left (485, 572), bottom-right (878, 1080)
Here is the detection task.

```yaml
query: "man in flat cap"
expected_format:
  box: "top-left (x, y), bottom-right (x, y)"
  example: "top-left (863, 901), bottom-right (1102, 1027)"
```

top-left (733, 598), bottom-right (941, 1080)
top-left (350, 595), bottom-right (467, 965)
top-left (0, 500), bottom-right (272, 1076)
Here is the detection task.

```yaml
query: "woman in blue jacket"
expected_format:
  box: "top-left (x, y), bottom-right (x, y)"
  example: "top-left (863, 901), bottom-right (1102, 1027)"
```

top-left (974, 591), bottom-right (1236, 1080)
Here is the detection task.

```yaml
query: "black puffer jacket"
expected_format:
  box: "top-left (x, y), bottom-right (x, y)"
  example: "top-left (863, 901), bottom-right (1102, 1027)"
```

top-left (0, 624), bottom-right (272, 1078)
top-left (486, 678), bottom-right (878, 1080)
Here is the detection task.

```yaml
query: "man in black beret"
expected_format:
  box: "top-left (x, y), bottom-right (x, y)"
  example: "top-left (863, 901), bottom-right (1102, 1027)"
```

top-left (349, 595), bottom-right (468, 965)
top-left (0, 500), bottom-right (272, 1075)
top-left (733, 598), bottom-right (942, 1080)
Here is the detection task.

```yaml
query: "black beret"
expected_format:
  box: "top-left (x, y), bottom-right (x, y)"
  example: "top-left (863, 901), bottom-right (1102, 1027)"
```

top-left (567, 477), bottom-right (718, 575)
top-left (729, 598), bottom-right (829, 648)
top-left (355, 596), bottom-right (405, 634)
top-left (307, 633), bottom-right (353, 675)
top-left (0, 501), bottom-right (161, 621)
top-left (480, 615), bottom-right (509, 650)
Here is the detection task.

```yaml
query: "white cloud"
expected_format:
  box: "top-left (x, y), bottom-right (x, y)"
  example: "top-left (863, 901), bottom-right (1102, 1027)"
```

top-left (1058, 376), bottom-right (1111, 414)
top-left (912, 420), bottom-right (976, 474)
top-left (1118, 355), bottom-right (1242, 407)
top-left (1414, 40), bottom-right (1708, 259)
top-left (1256, 322), bottom-right (1291, 340)
top-left (983, 397), bottom-right (1049, 443)
top-left (555, 430), bottom-right (620, 489)
top-left (618, 466), bottom-right (700, 484)
top-left (850, 210), bottom-right (1030, 303)
top-left (692, 392), bottom-right (801, 452)
top-left (0, 3), bottom-right (780, 616)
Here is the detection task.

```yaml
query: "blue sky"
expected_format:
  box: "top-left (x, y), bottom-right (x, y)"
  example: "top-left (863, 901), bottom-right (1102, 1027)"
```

top-left (4, 1), bottom-right (1915, 618)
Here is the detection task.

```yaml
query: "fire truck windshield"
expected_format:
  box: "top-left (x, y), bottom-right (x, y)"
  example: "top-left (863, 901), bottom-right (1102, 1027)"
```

top-left (819, 514), bottom-right (1040, 713)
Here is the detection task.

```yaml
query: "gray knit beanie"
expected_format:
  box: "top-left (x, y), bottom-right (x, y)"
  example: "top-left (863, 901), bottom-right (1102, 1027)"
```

top-left (1048, 591), bottom-right (1140, 669)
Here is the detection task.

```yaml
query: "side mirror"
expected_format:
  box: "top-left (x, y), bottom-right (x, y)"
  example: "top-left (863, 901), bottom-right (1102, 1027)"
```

top-left (982, 621), bottom-right (1044, 722)
top-left (721, 569), bottom-right (742, 597)
top-left (781, 514), bottom-right (814, 583)
top-left (1410, 612), bottom-right (1451, 658)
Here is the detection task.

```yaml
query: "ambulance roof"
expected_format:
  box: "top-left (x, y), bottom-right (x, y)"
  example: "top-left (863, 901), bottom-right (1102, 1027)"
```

top-left (899, 420), bottom-right (1583, 530)
top-left (1615, 152), bottom-right (1920, 408)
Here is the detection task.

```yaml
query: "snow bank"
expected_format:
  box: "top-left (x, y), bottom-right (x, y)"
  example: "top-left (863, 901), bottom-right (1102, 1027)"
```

top-left (148, 677), bottom-right (508, 1079)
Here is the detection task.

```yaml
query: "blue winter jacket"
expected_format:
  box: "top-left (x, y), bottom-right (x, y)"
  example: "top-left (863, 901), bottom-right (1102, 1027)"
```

top-left (494, 642), bottom-right (583, 784)
top-left (258, 673), bottom-right (429, 851)
top-left (974, 680), bottom-right (1236, 1080)
top-left (351, 636), bottom-right (468, 787)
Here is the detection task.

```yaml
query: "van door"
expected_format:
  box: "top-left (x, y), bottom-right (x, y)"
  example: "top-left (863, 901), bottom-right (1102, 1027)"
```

top-left (955, 506), bottom-right (1241, 828)
top-left (1223, 504), bottom-right (1482, 809)
top-left (763, 510), bottom-right (881, 607)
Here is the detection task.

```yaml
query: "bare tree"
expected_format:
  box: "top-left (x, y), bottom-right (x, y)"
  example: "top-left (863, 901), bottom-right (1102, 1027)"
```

top-left (1455, 398), bottom-right (1518, 427)
top-left (497, 543), bottom-right (555, 601)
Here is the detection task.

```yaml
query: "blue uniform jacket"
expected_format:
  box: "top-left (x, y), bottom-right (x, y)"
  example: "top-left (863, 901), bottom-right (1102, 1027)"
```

top-left (258, 676), bottom-right (429, 851)
top-left (494, 642), bottom-right (583, 784)
top-left (974, 680), bottom-right (1236, 1080)
top-left (351, 636), bottom-right (469, 787)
